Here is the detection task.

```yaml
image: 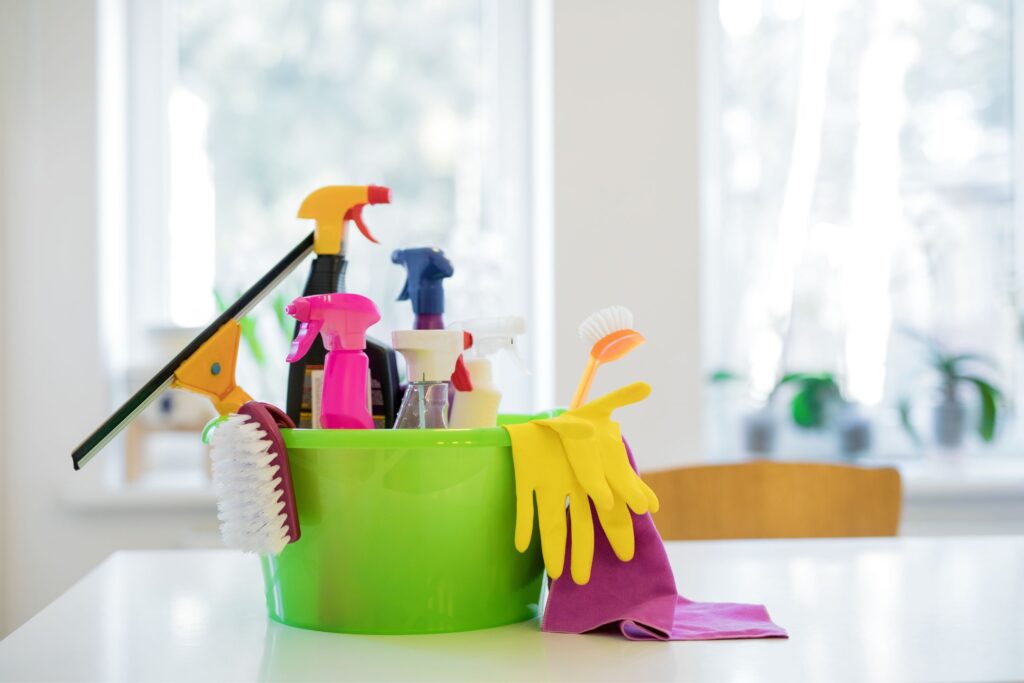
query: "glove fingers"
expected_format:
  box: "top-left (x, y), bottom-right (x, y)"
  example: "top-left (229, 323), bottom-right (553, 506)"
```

top-left (604, 451), bottom-right (651, 515)
top-left (533, 416), bottom-right (593, 440)
top-left (536, 490), bottom-right (568, 580)
top-left (638, 476), bottom-right (660, 514)
top-left (573, 382), bottom-right (651, 418)
top-left (567, 491), bottom-right (595, 585)
top-left (595, 498), bottom-right (636, 562)
top-left (514, 486), bottom-right (536, 553)
top-left (563, 444), bottom-right (615, 511)
top-left (612, 476), bottom-right (650, 516)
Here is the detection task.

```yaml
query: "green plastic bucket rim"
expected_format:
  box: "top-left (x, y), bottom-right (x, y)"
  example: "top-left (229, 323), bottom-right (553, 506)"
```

top-left (280, 410), bottom-right (562, 449)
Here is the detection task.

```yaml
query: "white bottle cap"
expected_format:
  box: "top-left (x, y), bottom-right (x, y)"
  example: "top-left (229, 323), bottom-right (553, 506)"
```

top-left (392, 329), bottom-right (464, 383)
top-left (450, 316), bottom-right (528, 371)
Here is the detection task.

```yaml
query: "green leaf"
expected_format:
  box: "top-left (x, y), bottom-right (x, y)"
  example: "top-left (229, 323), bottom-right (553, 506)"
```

top-left (790, 387), bottom-right (818, 428)
top-left (238, 314), bottom-right (266, 365)
top-left (961, 376), bottom-right (1002, 442)
top-left (272, 292), bottom-right (293, 337)
top-left (789, 377), bottom-right (840, 429)
top-left (709, 369), bottom-right (741, 383)
top-left (943, 353), bottom-right (998, 378)
top-left (898, 397), bottom-right (920, 445)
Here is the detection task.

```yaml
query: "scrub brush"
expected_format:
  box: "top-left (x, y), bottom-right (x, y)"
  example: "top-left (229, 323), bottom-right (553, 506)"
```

top-left (209, 401), bottom-right (300, 555)
top-left (570, 306), bottom-right (646, 409)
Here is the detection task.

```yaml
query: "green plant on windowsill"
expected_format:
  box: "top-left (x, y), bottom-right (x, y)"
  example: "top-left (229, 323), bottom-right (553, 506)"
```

top-left (898, 331), bottom-right (1004, 449)
top-left (709, 370), bottom-right (866, 456)
top-left (710, 370), bottom-right (845, 429)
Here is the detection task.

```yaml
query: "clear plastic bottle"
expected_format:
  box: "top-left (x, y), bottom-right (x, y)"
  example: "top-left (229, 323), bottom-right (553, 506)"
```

top-left (391, 329), bottom-right (464, 429)
top-left (395, 382), bottom-right (450, 429)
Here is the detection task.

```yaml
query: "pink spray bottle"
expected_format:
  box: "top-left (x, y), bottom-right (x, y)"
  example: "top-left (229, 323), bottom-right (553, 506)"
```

top-left (286, 293), bottom-right (381, 429)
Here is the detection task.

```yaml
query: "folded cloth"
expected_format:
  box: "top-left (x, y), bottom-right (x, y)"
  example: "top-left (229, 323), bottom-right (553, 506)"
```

top-left (541, 440), bottom-right (788, 641)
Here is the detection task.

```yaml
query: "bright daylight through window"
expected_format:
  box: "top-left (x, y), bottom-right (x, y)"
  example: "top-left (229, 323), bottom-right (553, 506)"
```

top-left (118, 0), bottom-right (533, 487)
top-left (704, 0), bottom-right (1016, 459)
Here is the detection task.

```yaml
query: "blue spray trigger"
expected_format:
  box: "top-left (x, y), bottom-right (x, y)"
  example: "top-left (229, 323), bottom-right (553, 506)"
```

top-left (391, 247), bottom-right (454, 316)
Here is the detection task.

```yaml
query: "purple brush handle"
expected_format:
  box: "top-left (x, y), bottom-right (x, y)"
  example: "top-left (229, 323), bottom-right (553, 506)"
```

top-left (237, 402), bottom-right (300, 545)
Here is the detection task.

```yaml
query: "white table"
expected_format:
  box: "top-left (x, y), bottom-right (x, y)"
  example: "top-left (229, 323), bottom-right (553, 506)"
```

top-left (1, 537), bottom-right (1022, 682)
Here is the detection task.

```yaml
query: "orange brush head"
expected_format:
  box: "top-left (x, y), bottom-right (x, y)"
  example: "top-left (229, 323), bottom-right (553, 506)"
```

top-left (591, 328), bottom-right (646, 364)
top-left (570, 306), bottom-right (645, 409)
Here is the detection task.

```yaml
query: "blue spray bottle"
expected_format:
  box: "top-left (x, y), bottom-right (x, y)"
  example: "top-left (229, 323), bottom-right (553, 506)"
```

top-left (392, 247), bottom-right (453, 331)
top-left (392, 247), bottom-right (473, 407)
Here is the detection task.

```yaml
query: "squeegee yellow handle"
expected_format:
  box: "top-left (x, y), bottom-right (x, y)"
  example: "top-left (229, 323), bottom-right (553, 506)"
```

top-left (171, 321), bottom-right (253, 415)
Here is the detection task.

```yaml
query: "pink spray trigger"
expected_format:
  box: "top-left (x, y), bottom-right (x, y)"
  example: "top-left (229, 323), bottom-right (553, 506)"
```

top-left (286, 318), bottom-right (323, 363)
top-left (285, 293), bottom-right (381, 429)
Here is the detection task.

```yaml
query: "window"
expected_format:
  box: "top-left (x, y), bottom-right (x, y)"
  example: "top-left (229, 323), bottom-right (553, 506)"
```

top-left (703, 0), bottom-right (1016, 458)
top-left (115, 0), bottom-right (538, 486)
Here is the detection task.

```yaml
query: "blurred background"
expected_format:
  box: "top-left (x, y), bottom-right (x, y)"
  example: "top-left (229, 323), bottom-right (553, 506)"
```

top-left (2, 0), bottom-right (1022, 636)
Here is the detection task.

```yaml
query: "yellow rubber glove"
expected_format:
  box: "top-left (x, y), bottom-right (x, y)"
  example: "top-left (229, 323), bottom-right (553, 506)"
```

top-left (503, 420), bottom-right (596, 584)
top-left (535, 382), bottom-right (660, 563)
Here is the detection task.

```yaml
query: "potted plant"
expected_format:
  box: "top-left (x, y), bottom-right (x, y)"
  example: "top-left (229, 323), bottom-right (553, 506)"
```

top-left (710, 371), bottom-right (869, 457)
top-left (898, 333), bottom-right (1003, 449)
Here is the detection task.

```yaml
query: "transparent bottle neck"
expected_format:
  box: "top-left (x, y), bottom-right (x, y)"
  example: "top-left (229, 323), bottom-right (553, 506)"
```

top-left (395, 381), bottom-right (450, 429)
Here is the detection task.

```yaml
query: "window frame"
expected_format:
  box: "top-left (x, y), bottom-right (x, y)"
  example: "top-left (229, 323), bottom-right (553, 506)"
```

top-left (108, 0), bottom-right (545, 489)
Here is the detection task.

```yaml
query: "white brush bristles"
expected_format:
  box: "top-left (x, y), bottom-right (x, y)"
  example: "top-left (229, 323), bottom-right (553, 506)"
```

top-left (578, 305), bottom-right (635, 346)
top-left (209, 413), bottom-right (291, 555)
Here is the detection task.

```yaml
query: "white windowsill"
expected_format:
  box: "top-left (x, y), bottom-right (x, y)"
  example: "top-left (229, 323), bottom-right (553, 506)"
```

top-left (62, 485), bottom-right (216, 513)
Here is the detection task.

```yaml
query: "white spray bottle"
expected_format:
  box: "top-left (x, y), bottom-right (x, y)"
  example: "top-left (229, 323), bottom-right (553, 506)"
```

top-left (449, 317), bottom-right (527, 428)
top-left (392, 329), bottom-right (466, 429)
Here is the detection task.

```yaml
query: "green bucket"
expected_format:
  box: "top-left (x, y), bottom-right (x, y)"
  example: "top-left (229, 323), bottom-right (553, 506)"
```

top-left (261, 414), bottom-right (547, 634)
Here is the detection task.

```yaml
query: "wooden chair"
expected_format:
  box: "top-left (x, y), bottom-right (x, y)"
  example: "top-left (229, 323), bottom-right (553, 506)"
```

top-left (642, 461), bottom-right (902, 540)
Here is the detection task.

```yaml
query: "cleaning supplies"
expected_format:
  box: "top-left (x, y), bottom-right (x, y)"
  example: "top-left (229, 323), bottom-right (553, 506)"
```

top-left (72, 232), bottom-right (318, 469)
top-left (392, 330), bottom-right (465, 429)
top-left (542, 439), bottom-right (787, 641)
top-left (391, 246), bottom-right (474, 396)
top-left (261, 418), bottom-right (546, 634)
top-left (503, 383), bottom-right (660, 584)
top-left (209, 401), bottom-right (299, 555)
top-left (449, 316), bottom-right (527, 428)
top-left (286, 185), bottom-right (400, 429)
top-left (391, 247), bottom-right (453, 330)
top-left (570, 306), bottom-right (645, 409)
top-left (502, 418), bottom-right (596, 584)
top-left (286, 293), bottom-right (381, 429)
top-left (535, 383), bottom-right (660, 563)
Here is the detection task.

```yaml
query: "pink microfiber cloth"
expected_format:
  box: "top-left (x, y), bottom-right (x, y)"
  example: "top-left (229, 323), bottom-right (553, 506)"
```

top-left (541, 441), bottom-right (788, 641)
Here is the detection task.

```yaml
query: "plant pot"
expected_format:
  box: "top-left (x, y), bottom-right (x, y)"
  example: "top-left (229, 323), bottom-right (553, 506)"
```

top-left (933, 397), bottom-right (966, 449)
top-left (742, 410), bottom-right (776, 456)
top-left (836, 409), bottom-right (871, 458)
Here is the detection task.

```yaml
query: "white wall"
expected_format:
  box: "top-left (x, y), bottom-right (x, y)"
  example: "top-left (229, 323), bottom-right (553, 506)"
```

top-left (0, 0), bottom-right (15, 633)
top-left (0, 0), bottom-right (218, 636)
top-left (551, 0), bottom-right (702, 470)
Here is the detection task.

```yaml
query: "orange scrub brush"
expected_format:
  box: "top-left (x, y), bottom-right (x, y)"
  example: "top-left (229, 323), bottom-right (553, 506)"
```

top-left (570, 306), bottom-right (646, 409)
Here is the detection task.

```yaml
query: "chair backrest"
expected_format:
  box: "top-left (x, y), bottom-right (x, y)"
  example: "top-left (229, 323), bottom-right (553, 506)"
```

top-left (642, 461), bottom-right (902, 540)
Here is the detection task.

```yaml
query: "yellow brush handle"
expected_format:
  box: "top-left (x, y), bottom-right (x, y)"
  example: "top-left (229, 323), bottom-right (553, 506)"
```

top-left (570, 356), bottom-right (599, 409)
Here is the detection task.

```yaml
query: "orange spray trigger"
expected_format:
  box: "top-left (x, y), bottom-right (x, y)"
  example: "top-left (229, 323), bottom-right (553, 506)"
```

top-left (451, 331), bottom-right (474, 391)
top-left (299, 185), bottom-right (391, 255)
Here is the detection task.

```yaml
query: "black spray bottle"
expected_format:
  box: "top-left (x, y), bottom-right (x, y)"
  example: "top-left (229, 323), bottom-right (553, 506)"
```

top-left (286, 185), bottom-right (400, 428)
